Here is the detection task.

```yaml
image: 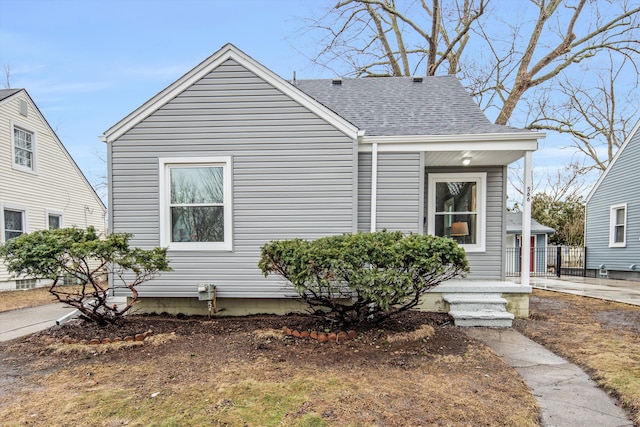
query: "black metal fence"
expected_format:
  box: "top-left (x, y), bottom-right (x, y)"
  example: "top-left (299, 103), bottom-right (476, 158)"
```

top-left (506, 246), bottom-right (586, 278)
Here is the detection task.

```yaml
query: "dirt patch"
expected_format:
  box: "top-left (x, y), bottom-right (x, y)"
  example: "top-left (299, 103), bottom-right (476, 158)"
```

top-left (593, 310), bottom-right (640, 333)
top-left (0, 311), bottom-right (540, 426)
top-left (3, 311), bottom-right (468, 374)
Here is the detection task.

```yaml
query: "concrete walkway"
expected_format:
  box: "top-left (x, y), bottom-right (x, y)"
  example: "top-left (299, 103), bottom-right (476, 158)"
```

top-left (0, 303), bottom-right (76, 342)
top-left (467, 328), bottom-right (633, 427)
top-left (511, 276), bottom-right (640, 306)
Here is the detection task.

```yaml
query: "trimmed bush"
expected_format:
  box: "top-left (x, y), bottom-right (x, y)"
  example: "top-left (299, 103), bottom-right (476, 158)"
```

top-left (0, 227), bottom-right (171, 325)
top-left (259, 231), bottom-right (468, 325)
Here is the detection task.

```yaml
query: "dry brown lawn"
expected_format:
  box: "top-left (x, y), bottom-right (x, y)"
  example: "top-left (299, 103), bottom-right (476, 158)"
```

top-left (515, 289), bottom-right (640, 425)
top-left (3, 286), bottom-right (638, 425)
top-left (0, 286), bottom-right (60, 312)
top-left (0, 311), bottom-right (540, 426)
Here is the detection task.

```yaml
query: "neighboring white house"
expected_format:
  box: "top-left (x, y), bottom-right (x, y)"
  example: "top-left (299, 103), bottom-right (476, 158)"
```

top-left (0, 89), bottom-right (106, 290)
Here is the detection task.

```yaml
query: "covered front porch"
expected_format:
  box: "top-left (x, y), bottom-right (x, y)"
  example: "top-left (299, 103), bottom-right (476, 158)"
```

top-left (361, 131), bottom-right (543, 326)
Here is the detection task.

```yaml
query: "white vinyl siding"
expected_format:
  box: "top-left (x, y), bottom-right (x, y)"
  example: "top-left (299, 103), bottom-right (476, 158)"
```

top-left (609, 204), bottom-right (627, 247)
top-left (0, 91), bottom-right (106, 289)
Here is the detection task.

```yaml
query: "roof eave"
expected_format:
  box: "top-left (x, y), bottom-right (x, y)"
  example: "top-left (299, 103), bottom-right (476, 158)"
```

top-left (362, 132), bottom-right (544, 145)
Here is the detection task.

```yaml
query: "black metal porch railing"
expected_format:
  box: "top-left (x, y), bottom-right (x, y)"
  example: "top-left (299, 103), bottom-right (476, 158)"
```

top-left (505, 246), bottom-right (586, 278)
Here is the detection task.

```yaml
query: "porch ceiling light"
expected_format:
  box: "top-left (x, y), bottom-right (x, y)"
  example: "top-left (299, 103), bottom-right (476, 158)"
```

top-left (462, 157), bottom-right (471, 166)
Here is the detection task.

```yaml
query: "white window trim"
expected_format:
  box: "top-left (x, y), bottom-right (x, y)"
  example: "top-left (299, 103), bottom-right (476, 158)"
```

top-left (427, 172), bottom-right (487, 252)
top-left (11, 122), bottom-right (38, 174)
top-left (1, 204), bottom-right (29, 244)
top-left (609, 203), bottom-right (627, 248)
top-left (46, 209), bottom-right (65, 230)
top-left (159, 157), bottom-right (233, 251)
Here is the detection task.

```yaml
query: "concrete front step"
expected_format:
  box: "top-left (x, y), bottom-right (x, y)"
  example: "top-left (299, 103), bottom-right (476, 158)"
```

top-left (443, 294), bottom-right (508, 313)
top-left (444, 293), bottom-right (514, 327)
top-left (443, 293), bottom-right (507, 304)
top-left (449, 310), bottom-right (515, 328)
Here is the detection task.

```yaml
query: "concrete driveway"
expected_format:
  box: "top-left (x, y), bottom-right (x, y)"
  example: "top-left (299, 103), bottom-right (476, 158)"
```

top-left (0, 303), bottom-right (77, 342)
top-left (512, 276), bottom-right (640, 306)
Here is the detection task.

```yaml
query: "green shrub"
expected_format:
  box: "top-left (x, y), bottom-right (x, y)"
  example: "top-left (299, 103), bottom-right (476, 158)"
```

top-left (259, 231), bottom-right (468, 325)
top-left (0, 227), bottom-right (171, 325)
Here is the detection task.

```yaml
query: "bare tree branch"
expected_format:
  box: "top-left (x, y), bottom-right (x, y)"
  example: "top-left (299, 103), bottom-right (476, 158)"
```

top-left (527, 53), bottom-right (638, 172)
top-left (3, 65), bottom-right (10, 89)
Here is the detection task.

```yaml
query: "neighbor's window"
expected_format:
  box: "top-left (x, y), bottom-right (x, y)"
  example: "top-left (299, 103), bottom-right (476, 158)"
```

top-left (13, 126), bottom-right (36, 171)
top-left (427, 173), bottom-right (486, 252)
top-left (47, 212), bottom-right (63, 230)
top-left (159, 157), bottom-right (232, 251)
top-left (16, 278), bottom-right (37, 290)
top-left (3, 208), bottom-right (25, 241)
top-left (609, 204), bottom-right (627, 247)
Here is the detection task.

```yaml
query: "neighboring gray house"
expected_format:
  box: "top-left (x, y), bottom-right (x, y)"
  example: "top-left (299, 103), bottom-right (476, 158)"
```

top-left (585, 119), bottom-right (640, 281)
top-left (101, 44), bottom-right (543, 325)
top-left (505, 212), bottom-right (555, 276)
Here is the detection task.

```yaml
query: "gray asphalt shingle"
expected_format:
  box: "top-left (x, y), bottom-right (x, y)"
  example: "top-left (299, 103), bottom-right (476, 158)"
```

top-left (0, 88), bottom-right (21, 102)
top-left (294, 75), bottom-right (528, 136)
top-left (506, 212), bottom-right (556, 234)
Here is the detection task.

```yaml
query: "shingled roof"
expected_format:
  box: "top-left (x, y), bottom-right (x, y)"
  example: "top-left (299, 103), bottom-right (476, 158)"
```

top-left (295, 75), bottom-right (528, 137)
top-left (0, 88), bottom-right (22, 102)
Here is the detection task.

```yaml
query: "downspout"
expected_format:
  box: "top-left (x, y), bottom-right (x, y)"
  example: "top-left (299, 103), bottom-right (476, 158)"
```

top-left (353, 131), bottom-right (364, 232)
top-left (521, 151), bottom-right (533, 287)
top-left (370, 142), bottom-right (378, 232)
top-left (99, 134), bottom-right (113, 236)
top-left (99, 134), bottom-right (114, 295)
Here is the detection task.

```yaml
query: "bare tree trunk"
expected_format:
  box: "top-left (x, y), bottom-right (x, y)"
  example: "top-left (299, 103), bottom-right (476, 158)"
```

top-left (427, 0), bottom-right (440, 75)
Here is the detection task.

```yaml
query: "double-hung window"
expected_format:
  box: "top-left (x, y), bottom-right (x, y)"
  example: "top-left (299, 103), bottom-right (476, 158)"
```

top-left (609, 204), bottom-right (627, 247)
top-left (159, 157), bottom-right (233, 251)
top-left (3, 208), bottom-right (26, 242)
top-left (47, 211), bottom-right (63, 230)
top-left (427, 173), bottom-right (486, 252)
top-left (13, 126), bottom-right (36, 172)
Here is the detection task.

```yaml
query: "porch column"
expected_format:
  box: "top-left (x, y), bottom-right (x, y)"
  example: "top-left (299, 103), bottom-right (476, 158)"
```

top-left (521, 151), bottom-right (533, 286)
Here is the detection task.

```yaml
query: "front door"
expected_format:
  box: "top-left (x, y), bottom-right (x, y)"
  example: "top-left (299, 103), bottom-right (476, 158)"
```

top-left (518, 235), bottom-right (536, 273)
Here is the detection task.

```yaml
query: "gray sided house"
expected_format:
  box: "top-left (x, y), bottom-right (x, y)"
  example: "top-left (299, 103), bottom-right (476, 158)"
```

top-left (102, 44), bottom-right (543, 326)
top-left (585, 119), bottom-right (640, 281)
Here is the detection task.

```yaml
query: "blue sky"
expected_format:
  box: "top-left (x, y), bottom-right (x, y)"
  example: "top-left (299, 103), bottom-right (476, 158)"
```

top-left (0, 0), bottom-right (609, 202)
top-left (1, 0), bottom-right (329, 199)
